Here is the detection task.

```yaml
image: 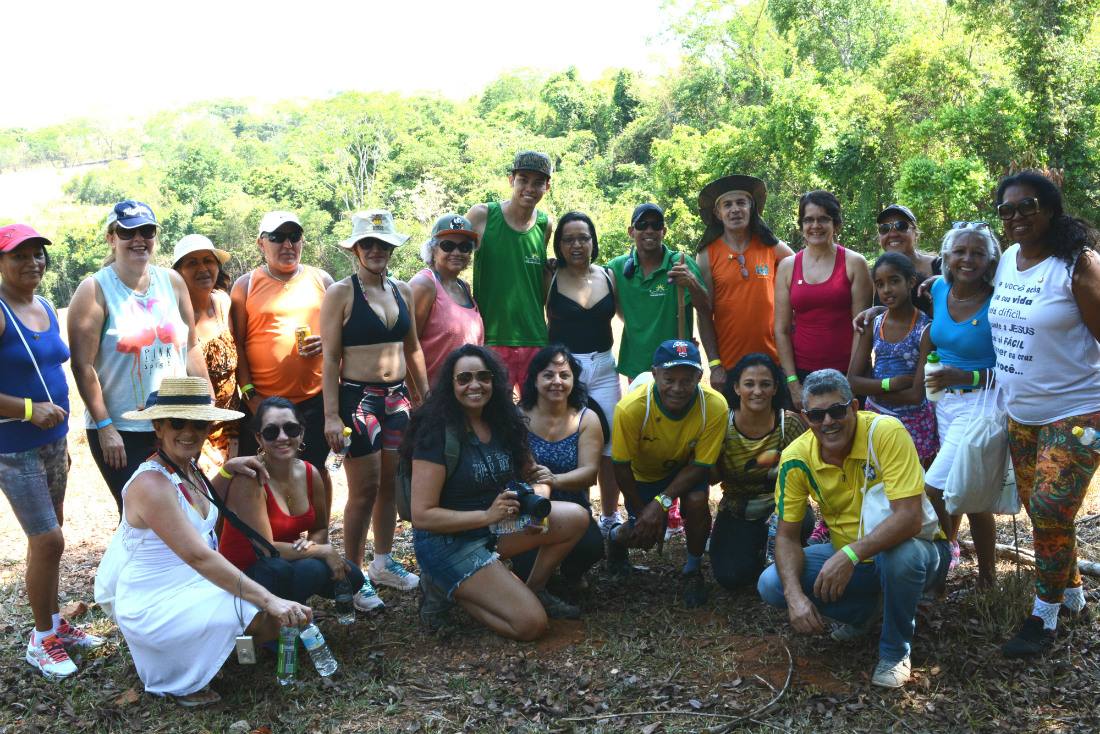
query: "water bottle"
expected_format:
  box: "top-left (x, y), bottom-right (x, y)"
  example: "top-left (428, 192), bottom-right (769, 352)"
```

top-left (333, 578), bottom-right (355, 625)
top-left (299, 623), bottom-right (338, 677)
top-left (924, 353), bottom-right (945, 402)
top-left (276, 625), bottom-right (299, 686)
top-left (1072, 426), bottom-right (1100, 451)
top-left (765, 513), bottom-right (779, 565)
top-left (325, 427), bottom-right (352, 471)
top-left (490, 515), bottom-right (534, 534)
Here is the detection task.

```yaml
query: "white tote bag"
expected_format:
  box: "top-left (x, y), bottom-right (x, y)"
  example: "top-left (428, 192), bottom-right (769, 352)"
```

top-left (858, 416), bottom-right (940, 542)
top-left (944, 382), bottom-right (1013, 515)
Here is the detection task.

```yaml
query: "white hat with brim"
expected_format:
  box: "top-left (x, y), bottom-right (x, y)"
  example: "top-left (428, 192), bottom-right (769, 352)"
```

top-left (172, 234), bottom-right (230, 268)
top-left (121, 376), bottom-right (244, 423)
top-left (340, 210), bottom-right (411, 249)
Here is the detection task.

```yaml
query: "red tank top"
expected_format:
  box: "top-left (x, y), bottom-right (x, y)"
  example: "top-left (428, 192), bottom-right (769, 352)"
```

top-left (219, 464), bottom-right (317, 570)
top-left (789, 246), bottom-right (853, 372)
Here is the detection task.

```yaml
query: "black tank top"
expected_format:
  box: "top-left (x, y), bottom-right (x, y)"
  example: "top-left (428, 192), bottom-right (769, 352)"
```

top-left (342, 274), bottom-right (411, 347)
top-left (547, 269), bottom-right (615, 353)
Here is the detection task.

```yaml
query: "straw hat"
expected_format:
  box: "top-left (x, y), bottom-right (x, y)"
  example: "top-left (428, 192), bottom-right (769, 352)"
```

top-left (122, 376), bottom-right (244, 422)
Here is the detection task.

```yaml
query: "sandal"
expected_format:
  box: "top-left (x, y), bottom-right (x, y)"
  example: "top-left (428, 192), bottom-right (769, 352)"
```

top-left (166, 686), bottom-right (222, 707)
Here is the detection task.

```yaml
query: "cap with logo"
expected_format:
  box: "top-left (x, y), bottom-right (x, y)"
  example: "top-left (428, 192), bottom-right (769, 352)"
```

top-left (877, 204), bottom-right (917, 225)
top-left (0, 224), bottom-right (52, 253)
top-left (107, 200), bottom-right (160, 230)
top-left (631, 203), bottom-right (665, 226)
top-left (430, 213), bottom-right (479, 245)
top-left (258, 211), bottom-right (302, 237)
top-left (653, 339), bottom-right (703, 371)
top-left (511, 151), bottom-right (553, 179)
top-left (340, 210), bottom-right (411, 249)
top-left (172, 234), bottom-right (230, 267)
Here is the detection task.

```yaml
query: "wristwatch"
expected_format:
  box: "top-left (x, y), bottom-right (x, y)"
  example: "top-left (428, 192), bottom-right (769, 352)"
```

top-left (655, 494), bottom-right (673, 512)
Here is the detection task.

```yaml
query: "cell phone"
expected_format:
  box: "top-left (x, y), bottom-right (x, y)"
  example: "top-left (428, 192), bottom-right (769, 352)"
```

top-left (235, 635), bottom-right (256, 664)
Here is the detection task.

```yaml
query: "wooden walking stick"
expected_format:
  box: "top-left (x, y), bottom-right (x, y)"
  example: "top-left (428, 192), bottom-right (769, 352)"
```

top-left (676, 251), bottom-right (686, 340)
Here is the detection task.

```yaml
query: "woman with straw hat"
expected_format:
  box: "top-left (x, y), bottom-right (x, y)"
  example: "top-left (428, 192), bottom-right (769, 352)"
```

top-left (97, 376), bottom-right (311, 706)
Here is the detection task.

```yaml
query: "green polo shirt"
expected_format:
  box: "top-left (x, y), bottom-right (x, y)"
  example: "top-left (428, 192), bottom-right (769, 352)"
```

top-left (607, 246), bottom-right (706, 379)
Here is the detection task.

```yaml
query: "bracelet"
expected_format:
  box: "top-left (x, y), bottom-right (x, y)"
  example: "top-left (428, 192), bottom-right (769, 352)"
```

top-left (786, 375), bottom-right (799, 384)
top-left (24, 398), bottom-right (33, 421)
top-left (709, 359), bottom-right (722, 368)
top-left (218, 466), bottom-right (234, 479)
top-left (972, 370), bottom-right (980, 387)
top-left (841, 545), bottom-right (859, 565)
top-left (881, 378), bottom-right (891, 392)
top-left (242, 384), bottom-right (254, 393)
top-left (95, 417), bottom-right (113, 429)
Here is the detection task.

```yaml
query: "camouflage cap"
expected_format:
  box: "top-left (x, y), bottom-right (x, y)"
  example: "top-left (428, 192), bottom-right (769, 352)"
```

top-left (512, 151), bottom-right (552, 178)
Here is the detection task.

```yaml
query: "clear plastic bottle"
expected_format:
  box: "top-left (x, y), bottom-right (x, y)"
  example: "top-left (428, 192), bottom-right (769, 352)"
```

top-left (325, 427), bottom-right (353, 471)
top-left (276, 625), bottom-right (299, 686)
top-left (924, 353), bottom-right (945, 402)
top-left (490, 515), bottom-right (534, 534)
top-left (1072, 426), bottom-right (1100, 451)
top-left (765, 513), bottom-right (779, 565)
top-left (299, 623), bottom-right (338, 677)
top-left (333, 578), bottom-right (355, 625)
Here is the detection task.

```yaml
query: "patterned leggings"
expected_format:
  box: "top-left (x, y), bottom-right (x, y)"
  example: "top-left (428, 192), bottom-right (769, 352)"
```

top-left (1008, 411), bottom-right (1100, 603)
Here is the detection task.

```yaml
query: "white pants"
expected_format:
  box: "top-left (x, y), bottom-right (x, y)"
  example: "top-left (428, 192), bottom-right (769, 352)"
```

top-left (575, 350), bottom-right (622, 457)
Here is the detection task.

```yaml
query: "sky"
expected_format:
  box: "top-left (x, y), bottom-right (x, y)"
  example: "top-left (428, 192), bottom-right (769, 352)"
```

top-left (3, 0), bottom-right (679, 129)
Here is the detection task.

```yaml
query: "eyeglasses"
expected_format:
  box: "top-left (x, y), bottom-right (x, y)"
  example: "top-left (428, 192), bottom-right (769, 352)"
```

top-left (265, 231), bottom-right (303, 244)
top-left (996, 199), bottom-right (1041, 220)
top-left (438, 240), bottom-right (474, 254)
top-left (877, 221), bottom-right (913, 235)
top-left (951, 221), bottom-right (989, 229)
top-left (260, 421), bottom-right (303, 441)
top-left (167, 418), bottom-right (211, 431)
top-left (454, 370), bottom-right (493, 386)
top-left (357, 239), bottom-right (395, 252)
top-left (115, 224), bottom-right (158, 240)
top-left (633, 220), bottom-right (664, 232)
top-left (561, 235), bottom-right (593, 246)
top-left (803, 402), bottom-right (850, 424)
top-left (802, 216), bottom-right (834, 227)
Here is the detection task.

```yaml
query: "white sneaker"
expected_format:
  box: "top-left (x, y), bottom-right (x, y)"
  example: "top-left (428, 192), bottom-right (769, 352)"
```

top-left (55, 618), bottom-right (106, 650)
top-left (598, 515), bottom-right (619, 537)
top-left (871, 656), bottom-right (911, 688)
top-left (353, 579), bottom-right (386, 612)
top-left (368, 557), bottom-right (419, 591)
top-left (26, 634), bottom-right (77, 678)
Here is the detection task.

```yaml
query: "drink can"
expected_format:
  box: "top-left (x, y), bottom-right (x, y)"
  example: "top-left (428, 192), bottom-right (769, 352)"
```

top-left (295, 325), bottom-right (311, 355)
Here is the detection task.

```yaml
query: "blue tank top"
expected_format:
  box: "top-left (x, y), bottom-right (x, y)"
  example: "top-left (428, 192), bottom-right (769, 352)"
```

top-left (929, 278), bottom-right (996, 385)
top-left (527, 408), bottom-right (589, 508)
top-left (869, 310), bottom-right (930, 416)
top-left (0, 296), bottom-right (70, 452)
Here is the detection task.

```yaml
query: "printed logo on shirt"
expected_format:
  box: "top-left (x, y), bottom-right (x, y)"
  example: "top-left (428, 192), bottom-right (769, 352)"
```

top-left (863, 461), bottom-right (879, 483)
top-left (525, 255), bottom-right (541, 265)
top-left (649, 284), bottom-right (667, 297)
top-left (755, 264), bottom-right (770, 277)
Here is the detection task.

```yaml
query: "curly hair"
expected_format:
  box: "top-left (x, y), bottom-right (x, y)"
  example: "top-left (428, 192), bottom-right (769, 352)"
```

top-left (723, 352), bottom-right (791, 417)
top-left (399, 345), bottom-right (530, 472)
top-left (995, 170), bottom-right (1100, 269)
top-left (518, 345), bottom-right (589, 411)
top-left (552, 212), bottom-right (599, 265)
top-left (940, 223), bottom-right (1001, 286)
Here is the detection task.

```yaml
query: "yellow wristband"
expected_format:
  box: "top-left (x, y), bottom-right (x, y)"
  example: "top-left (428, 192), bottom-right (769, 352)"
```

top-left (709, 359), bottom-right (722, 368)
top-left (218, 466), bottom-right (233, 479)
top-left (25, 398), bottom-right (33, 421)
top-left (841, 545), bottom-right (859, 564)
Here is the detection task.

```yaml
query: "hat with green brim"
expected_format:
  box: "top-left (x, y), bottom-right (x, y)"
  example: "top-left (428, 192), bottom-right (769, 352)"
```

top-left (340, 210), bottom-right (411, 249)
top-left (696, 175), bottom-right (778, 251)
top-left (121, 376), bottom-right (244, 423)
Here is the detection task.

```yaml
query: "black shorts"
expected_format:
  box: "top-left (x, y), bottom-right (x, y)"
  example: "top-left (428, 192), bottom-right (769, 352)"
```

top-left (338, 380), bottom-right (411, 457)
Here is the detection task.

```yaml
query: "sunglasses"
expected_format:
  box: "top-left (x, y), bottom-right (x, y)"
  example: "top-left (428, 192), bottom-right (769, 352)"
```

top-left (996, 199), bottom-right (1041, 220)
top-left (260, 421), bottom-right (303, 442)
top-left (265, 231), bottom-right (303, 244)
top-left (358, 239), bottom-right (395, 252)
top-left (633, 220), bottom-right (664, 232)
top-left (454, 370), bottom-right (493, 386)
top-left (877, 221), bottom-right (913, 235)
top-left (731, 251), bottom-right (748, 280)
top-left (802, 216), bottom-right (834, 227)
top-left (803, 402), bottom-right (851, 424)
top-left (167, 418), bottom-right (211, 431)
top-left (561, 235), bottom-right (593, 246)
top-left (115, 224), bottom-right (158, 240)
top-left (951, 221), bottom-right (989, 229)
top-left (438, 240), bottom-right (474, 254)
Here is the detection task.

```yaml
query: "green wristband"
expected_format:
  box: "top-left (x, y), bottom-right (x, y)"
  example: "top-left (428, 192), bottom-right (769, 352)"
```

top-left (881, 378), bottom-right (890, 392)
top-left (841, 545), bottom-right (859, 564)
top-left (972, 370), bottom-right (980, 387)
top-left (786, 375), bottom-right (799, 384)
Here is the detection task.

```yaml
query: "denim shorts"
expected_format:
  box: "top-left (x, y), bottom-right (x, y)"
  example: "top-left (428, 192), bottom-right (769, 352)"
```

top-left (413, 529), bottom-right (499, 599)
top-left (0, 436), bottom-right (68, 536)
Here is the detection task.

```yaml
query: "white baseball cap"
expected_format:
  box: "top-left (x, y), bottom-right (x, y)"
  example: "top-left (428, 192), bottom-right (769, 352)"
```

top-left (258, 211), bottom-right (302, 237)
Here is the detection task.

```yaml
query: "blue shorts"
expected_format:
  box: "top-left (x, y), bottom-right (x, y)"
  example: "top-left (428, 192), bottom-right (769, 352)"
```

top-left (413, 529), bottom-right (499, 599)
top-left (0, 436), bottom-right (68, 536)
top-left (624, 471), bottom-right (709, 522)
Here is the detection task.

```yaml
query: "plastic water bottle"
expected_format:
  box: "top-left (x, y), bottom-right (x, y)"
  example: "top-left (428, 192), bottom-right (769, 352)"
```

top-left (299, 623), bottom-right (337, 677)
top-left (490, 515), bottom-right (534, 534)
top-left (333, 578), bottom-right (355, 625)
top-left (924, 353), bottom-right (945, 402)
top-left (1072, 426), bottom-right (1100, 451)
top-left (765, 513), bottom-right (779, 565)
top-left (276, 625), bottom-right (299, 685)
top-left (325, 427), bottom-right (352, 471)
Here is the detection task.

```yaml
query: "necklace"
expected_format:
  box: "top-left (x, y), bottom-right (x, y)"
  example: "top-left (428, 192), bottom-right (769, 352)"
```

top-left (950, 285), bottom-right (988, 303)
top-left (265, 265), bottom-right (301, 291)
top-left (721, 240), bottom-right (748, 261)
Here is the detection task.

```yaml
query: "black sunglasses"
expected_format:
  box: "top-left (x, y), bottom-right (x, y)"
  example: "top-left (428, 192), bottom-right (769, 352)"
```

top-left (265, 231), bottom-right (303, 244)
top-left (877, 221), bottom-right (913, 235)
top-left (115, 224), bottom-right (158, 240)
top-left (260, 421), bottom-right (303, 441)
top-left (633, 220), bottom-right (664, 232)
top-left (803, 402), bottom-right (851, 424)
top-left (357, 238), bottom-right (395, 252)
top-left (438, 240), bottom-right (474, 254)
top-left (168, 417), bottom-right (211, 431)
top-left (996, 199), bottom-right (1041, 220)
top-left (454, 370), bottom-right (493, 386)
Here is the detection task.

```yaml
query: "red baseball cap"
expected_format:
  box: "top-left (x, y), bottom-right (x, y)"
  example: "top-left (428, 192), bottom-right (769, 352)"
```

top-left (0, 224), bottom-right (52, 253)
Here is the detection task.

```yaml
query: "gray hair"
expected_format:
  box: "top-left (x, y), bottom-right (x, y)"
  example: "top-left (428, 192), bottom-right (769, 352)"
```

top-left (419, 237), bottom-right (439, 266)
top-left (802, 369), bottom-right (853, 403)
top-left (940, 223), bottom-right (1001, 285)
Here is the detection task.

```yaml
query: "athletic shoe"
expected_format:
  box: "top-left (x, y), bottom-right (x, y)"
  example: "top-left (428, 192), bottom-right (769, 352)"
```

top-left (605, 525), bottom-right (633, 578)
top-left (368, 557), bottom-right (420, 591)
top-left (947, 541), bottom-right (961, 572)
top-left (597, 515), bottom-right (619, 537)
top-left (831, 594), bottom-right (884, 642)
top-left (536, 590), bottom-right (581, 620)
top-left (26, 634), bottom-right (77, 678)
top-left (1002, 615), bottom-right (1055, 658)
top-left (418, 580), bottom-right (456, 631)
top-left (353, 579), bottom-right (386, 612)
top-left (1059, 603), bottom-right (1092, 627)
top-left (871, 656), bottom-right (911, 688)
top-left (681, 570), bottom-right (708, 608)
top-left (807, 517), bottom-right (831, 545)
top-left (55, 619), bottom-right (106, 650)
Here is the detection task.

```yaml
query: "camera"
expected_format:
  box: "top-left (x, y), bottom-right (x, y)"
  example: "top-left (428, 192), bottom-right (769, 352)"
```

top-left (512, 482), bottom-right (551, 520)
top-left (235, 635), bottom-right (256, 664)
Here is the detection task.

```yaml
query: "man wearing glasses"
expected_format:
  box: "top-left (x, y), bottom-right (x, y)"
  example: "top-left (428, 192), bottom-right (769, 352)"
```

top-left (694, 175), bottom-right (792, 392)
top-left (757, 369), bottom-right (949, 689)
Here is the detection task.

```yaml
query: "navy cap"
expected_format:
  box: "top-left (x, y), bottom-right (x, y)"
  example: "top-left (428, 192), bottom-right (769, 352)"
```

top-left (877, 204), bottom-right (917, 224)
top-left (631, 203), bottom-right (664, 226)
top-left (653, 339), bottom-right (703, 371)
top-left (107, 200), bottom-right (159, 229)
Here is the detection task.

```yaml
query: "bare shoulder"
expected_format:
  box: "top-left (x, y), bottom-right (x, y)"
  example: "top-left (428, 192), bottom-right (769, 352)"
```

top-left (774, 241), bottom-right (796, 261)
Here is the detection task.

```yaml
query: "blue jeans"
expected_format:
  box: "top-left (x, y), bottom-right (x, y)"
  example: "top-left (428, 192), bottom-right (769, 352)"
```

top-left (757, 538), bottom-right (950, 661)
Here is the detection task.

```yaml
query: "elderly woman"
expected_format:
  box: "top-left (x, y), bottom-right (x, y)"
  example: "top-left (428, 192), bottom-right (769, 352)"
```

top-left (172, 234), bottom-right (238, 473)
top-left (97, 376), bottom-right (310, 706)
top-left (69, 201), bottom-right (210, 513)
top-left (987, 172), bottom-right (1100, 657)
top-left (321, 210), bottom-right (429, 612)
top-left (408, 213), bottom-right (484, 384)
top-left (0, 225), bottom-right (105, 678)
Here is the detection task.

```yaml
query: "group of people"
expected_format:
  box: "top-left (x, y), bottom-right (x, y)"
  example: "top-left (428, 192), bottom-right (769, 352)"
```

top-left (1, 151), bottom-right (1097, 699)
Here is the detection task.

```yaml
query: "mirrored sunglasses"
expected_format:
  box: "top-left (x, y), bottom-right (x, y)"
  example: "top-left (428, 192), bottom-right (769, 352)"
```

top-left (877, 221), bottom-right (913, 235)
top-left (454, 370), bottom-right (493, 386)
top-left (951, 221), bottom-right (989, 229)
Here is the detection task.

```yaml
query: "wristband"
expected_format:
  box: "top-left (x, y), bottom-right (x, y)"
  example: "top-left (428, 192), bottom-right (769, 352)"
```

top-left (95, 417), bottom-right (113, 429)
top-left (709, 359), bottom-right (722, 368)
top-left (24, 398), bottom-right (33, 421)
top-left (972, 370), bottom-right (980, 387)
top-left (218, 466), bottom-right (234, 479)
top-left (881, 378), bottom-right (891, 392)
top-left (841, 544), bottom-right (859, 565)
top-left (786, 375), bottom-right (799, 384)
top-left (242, 384), bottom-right (254, 393)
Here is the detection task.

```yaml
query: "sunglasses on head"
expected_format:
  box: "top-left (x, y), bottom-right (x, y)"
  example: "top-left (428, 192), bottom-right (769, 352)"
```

top-left (633, 220), bottom-right (664, 232)
top-left (996, 199), bottom-right (1041, 220)
top-left (260, 421), bottom-right (303, 442)
top-left (454, 370), bottom-right (493, 386)
top-left (167, 417), bottom-right (211, 431)
top-left (877, 221), bottom-right (913, 235)
top-left (115, 224), bottom-right (158, 241)
top-left (265, 231), bottom-right (303, 244)
top-left (803, 402), bottom-right (850, 424)
top-left (438, 239), bottom-right (474, 254)
top-left (952, 221), bottom-right (989, 229)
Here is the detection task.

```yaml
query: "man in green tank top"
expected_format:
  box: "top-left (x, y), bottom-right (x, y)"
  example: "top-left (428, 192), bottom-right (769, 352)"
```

top-left (466, 151), bottom-right (556, 389)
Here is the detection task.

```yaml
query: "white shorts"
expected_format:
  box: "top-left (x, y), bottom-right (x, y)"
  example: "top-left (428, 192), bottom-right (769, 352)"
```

top-left (575, 350), bottom-right (622, 457)
top-left (924, 389), bottom-right (984, 490)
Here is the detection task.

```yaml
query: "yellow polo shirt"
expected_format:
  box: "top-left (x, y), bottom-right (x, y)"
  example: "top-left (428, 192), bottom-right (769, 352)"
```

top-left (774, 411), bottom-right (926, 552)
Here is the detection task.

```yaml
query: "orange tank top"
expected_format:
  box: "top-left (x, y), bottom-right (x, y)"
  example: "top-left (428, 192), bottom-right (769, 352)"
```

top-left (244, 265), bottom-right (327, 403)
top-left (705, 235), bottom-right (780, 367)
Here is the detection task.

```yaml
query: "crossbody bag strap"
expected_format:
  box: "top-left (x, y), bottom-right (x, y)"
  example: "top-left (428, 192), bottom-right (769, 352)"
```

top-left (857, 415), bottom-right (886, 539)
top-left (0, 297), bottom-right (53, 424)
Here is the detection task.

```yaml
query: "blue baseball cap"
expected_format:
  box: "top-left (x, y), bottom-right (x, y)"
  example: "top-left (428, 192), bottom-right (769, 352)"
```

top-left (653, 340), bottom-right (703, 371)
top-left (631, 203), bottom-right (664, 225)
top-left (107, 200), bottom-right (159, 229)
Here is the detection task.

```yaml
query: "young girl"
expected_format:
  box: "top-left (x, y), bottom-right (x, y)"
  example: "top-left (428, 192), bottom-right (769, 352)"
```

top-left (847, 252), bottom-right (939, 467)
